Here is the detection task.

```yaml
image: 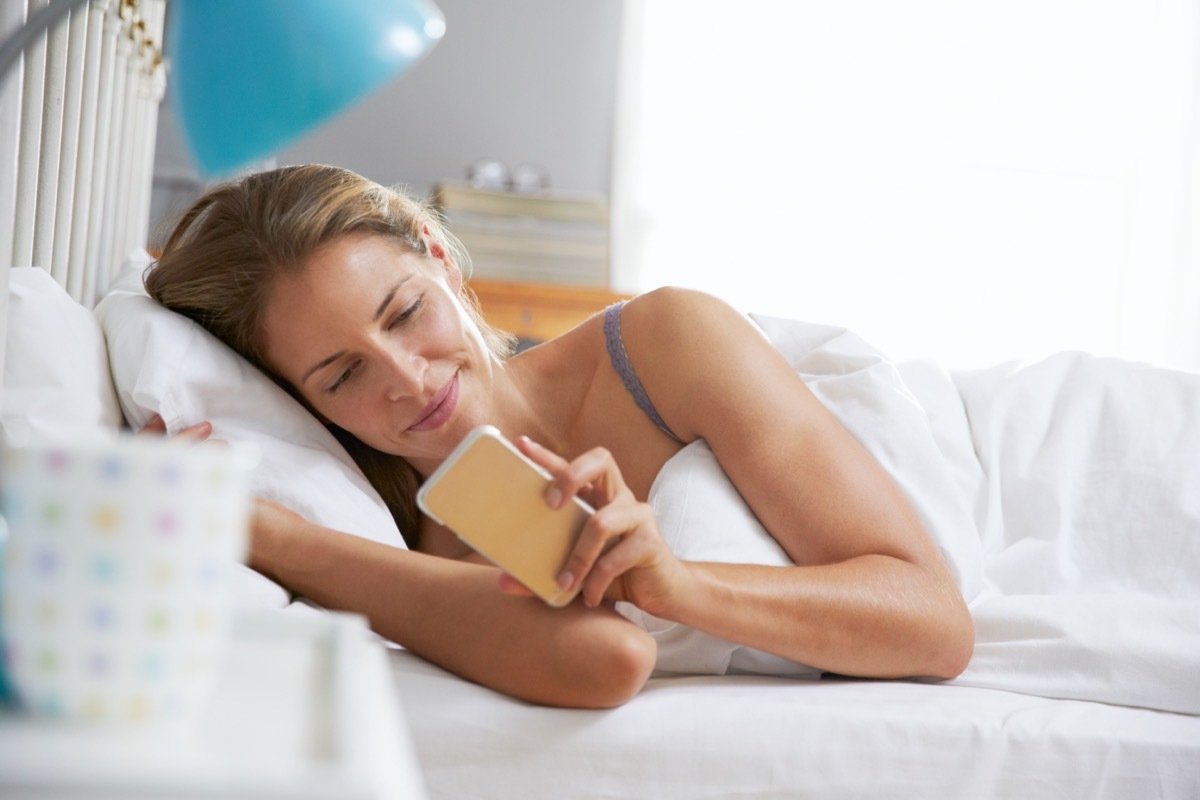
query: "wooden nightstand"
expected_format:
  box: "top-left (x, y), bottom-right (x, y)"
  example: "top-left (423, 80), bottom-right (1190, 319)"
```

top-left (468, 278), bottom-right (631, 346)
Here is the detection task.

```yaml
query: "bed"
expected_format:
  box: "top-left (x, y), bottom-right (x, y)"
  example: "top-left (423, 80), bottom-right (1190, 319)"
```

top-left (3, 3), bottom-right (1199, 798)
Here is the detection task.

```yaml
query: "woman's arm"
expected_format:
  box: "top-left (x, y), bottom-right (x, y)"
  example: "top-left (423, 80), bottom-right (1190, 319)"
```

top-left (540, 288), bottom-right (973, 679)
top-left (250, 500), bottom-right (656, 708)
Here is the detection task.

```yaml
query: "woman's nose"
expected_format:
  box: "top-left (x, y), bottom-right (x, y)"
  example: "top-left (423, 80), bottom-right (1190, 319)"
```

top-left (381, 348), bottom-right (428, 401)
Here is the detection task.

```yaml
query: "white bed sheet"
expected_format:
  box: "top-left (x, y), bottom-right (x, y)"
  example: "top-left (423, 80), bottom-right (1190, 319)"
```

top-left (389, 648), bottom-right (1200, 800)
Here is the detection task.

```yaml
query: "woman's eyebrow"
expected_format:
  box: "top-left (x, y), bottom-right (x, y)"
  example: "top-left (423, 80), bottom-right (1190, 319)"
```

top-left (374, 287), bottom-right (398, 322)
top-left (303, 350), bottom-right (347, 385)
top-left (374, 276), bottom-right (412, 322)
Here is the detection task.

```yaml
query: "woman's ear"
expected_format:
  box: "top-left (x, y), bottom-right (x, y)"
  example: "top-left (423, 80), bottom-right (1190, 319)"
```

top-left (422, 224), bottom-right (463, 293)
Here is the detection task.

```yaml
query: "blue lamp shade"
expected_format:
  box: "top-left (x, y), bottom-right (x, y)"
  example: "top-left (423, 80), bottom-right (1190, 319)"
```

top-left (168, 0), bottom-right (445, 176)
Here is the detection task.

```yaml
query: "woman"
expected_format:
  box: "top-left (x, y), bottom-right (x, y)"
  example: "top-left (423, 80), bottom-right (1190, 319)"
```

top-left (146, 164), bottom-right (973, 708)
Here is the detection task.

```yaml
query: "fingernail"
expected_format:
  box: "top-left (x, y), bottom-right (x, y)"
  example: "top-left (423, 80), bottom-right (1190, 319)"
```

top-left (557, 571), bottom-right (574, 591)
top-left (546, 487), bottom-right (562, 508)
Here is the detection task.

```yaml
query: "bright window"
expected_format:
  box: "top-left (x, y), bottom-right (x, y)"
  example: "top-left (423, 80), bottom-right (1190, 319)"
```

top-left (613, 0), bottom-right (1200, 370)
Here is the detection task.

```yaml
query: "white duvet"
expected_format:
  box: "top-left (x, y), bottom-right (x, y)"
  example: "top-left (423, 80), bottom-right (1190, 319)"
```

top-left (619, 315), bottom-right (1200, 715)
top-left (941, 352), bottom-right (1200, 715)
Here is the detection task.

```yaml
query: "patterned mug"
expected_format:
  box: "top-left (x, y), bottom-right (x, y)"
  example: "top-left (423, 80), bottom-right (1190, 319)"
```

top-left (0, 436), bottom-right (254, 725)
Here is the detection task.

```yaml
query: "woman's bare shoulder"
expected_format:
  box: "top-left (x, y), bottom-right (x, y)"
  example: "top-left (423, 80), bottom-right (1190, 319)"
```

top-left (619, 287), bottom-right (769, 365)
top-left (615, 287), bottom-right (796, 444)
top-left (624, 284), bottom-right (728, 315)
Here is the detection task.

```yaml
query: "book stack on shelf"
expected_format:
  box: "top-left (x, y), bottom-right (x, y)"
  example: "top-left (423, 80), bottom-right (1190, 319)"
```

top-left (432, 182), bottom-right (610, 287)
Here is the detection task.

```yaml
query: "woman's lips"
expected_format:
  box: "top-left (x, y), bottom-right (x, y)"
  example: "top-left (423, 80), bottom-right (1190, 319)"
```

top-left (407, 373), bottom-right (459, 432)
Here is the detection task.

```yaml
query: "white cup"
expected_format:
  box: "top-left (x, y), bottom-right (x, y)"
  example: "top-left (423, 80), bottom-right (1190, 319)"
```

top-left (0, 436), bottom-right (255, 725)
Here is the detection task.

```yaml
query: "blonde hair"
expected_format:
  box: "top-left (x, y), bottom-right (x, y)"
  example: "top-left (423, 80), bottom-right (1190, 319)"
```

top-left (146, 164), bottom-right (515, 546)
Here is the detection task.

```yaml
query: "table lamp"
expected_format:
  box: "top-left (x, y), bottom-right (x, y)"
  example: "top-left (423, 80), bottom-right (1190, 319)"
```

top-left (0, 0), bottom-right (445, 176)
top-left (169, 0), bottom-right (445, 175)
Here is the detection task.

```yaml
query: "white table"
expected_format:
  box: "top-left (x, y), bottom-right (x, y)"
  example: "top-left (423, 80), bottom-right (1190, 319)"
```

top-left (0, 609), bottom-right (427, 799)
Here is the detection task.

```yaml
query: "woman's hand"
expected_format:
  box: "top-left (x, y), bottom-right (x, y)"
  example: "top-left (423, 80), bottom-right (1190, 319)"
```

top-left (510, 437), bottom-right (694, 616)
top-left (136, 414), bottom-right (222, 446)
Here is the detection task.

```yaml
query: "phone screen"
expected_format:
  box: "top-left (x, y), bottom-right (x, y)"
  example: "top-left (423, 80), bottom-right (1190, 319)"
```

top-left (416, 426), bottom-right (591, 607)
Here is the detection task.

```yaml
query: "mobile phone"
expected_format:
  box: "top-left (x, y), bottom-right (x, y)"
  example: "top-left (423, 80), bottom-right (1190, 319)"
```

top-left (416, 425), bottom-right (592, 607)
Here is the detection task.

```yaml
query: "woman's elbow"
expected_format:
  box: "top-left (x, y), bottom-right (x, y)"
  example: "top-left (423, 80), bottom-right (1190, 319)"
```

top-left (927, 599), bottom-right (974, 680)
top-left (576, 625), bottom-right (657, 709)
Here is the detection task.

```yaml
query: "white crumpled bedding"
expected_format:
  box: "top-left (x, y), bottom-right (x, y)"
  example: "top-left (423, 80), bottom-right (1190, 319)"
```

top-left (933, 352), bottom-right (1200, 714)
top-left (619, 315), bottom-right (1200, 715)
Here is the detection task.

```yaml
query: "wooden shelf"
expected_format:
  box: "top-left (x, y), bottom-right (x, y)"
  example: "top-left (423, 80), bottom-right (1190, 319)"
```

top-left (468, 278), bottom-right (630, 344)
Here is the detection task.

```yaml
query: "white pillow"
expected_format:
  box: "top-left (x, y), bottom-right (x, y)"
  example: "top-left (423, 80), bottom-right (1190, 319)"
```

top-left (2, 267), bottom-right (123, 442)
top-left (94, 252), bottom-right (406, 551)
top-left (2, 265), bottom-right (287, 612)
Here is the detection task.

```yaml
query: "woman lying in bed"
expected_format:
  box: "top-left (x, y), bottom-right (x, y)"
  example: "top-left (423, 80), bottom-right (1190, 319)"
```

top-left (144, 164), bottom-right (973, 708)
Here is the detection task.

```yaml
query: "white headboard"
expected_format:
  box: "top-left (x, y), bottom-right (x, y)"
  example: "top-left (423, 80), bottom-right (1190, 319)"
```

top-left (1, 0), bottom-right (166, 389)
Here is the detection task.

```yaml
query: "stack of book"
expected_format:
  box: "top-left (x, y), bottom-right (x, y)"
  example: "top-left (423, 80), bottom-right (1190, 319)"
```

top-left (431, 183), bottom-right (610, 287)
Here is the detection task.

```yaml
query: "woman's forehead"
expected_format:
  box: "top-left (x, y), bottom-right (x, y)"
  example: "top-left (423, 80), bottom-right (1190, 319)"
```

top-left (281, 235), bottom-right (422, 292)
top-left (307, 232), bottom-right (417, 270)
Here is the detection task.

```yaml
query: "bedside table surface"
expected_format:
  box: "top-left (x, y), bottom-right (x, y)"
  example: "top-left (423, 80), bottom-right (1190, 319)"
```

top-left (0, 609), bottom-right (426, 799)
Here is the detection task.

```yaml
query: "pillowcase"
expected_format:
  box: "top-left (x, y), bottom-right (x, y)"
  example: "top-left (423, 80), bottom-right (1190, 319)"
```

top-left (2, 267), bottom-right (123, 442)
top-left (94, 252), bottom-right (406, 551)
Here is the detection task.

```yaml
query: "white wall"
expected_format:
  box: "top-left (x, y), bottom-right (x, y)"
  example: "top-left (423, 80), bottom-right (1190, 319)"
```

top-left (151, 0), bottom-right (624, 243)
top-left (277, 0), bottom-right (623, 197)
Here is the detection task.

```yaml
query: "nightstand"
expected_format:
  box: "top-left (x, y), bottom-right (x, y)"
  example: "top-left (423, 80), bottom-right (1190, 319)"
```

top-left (0, 610), bottom-right (427, 799)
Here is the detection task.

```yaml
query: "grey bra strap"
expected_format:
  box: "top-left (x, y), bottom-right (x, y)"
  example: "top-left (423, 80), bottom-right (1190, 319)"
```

top-left (603, 302), bottom-right (683, 443)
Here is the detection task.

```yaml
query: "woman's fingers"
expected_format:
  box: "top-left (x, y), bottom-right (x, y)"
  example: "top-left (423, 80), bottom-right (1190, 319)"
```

top-left (553, 447), bottom-right (627, 511)
top-left (136, 414), bottom-right (216, 446)
top-left (518, 438), bottom-right (629, 508)
top-left (516, 435), bottom-right (570, 472)
top-left (174, 420), bottom-right (214, 444)
top-left (516, 436), bottom-right (578, 509)
top-left (577, 503), bottom-right (654, 606)
top-left (136, 414), bottom-right (168, 436)
top-left (534, 445), bottom-right (636, 593)
top-left (517, 438), bottom-right (673, 609)
top-left (561, 499), bottom-right (656, 604)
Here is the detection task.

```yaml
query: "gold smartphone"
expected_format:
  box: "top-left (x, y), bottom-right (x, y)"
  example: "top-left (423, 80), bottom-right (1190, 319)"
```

top-left (416, 425), bottom-right (592, 607)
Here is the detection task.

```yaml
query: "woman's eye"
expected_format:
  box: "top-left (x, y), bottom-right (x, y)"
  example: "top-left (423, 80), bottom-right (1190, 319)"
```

top-left (327, 367), bottom-right (354, 394)
top-left (390, 296), bottom-right (423, 329)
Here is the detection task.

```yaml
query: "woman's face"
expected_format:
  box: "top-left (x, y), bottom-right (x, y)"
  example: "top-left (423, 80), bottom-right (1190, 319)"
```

top-left (261, 232), bottom-right (494, 471)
